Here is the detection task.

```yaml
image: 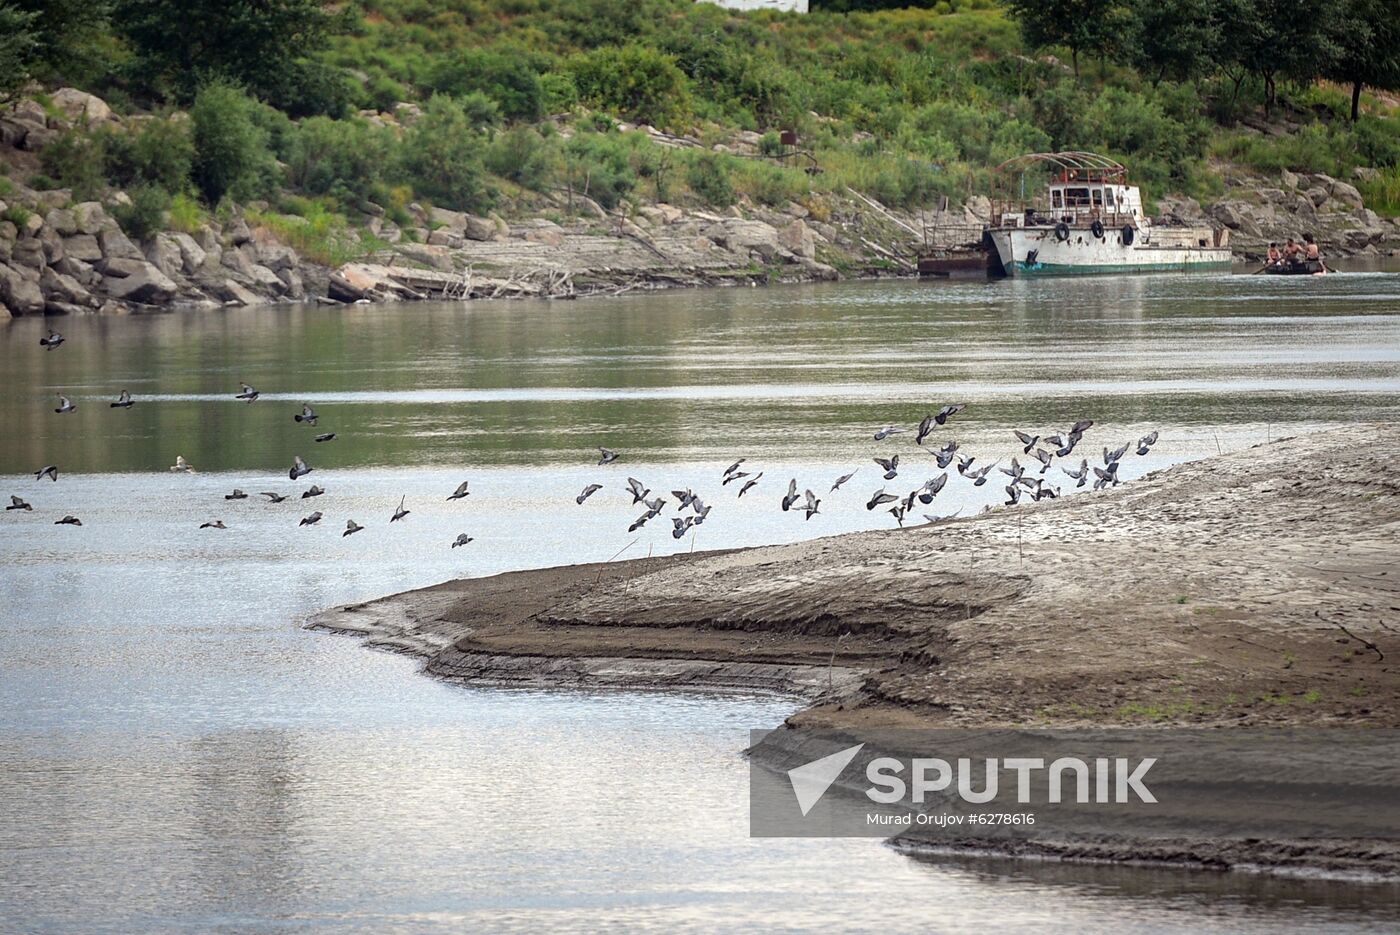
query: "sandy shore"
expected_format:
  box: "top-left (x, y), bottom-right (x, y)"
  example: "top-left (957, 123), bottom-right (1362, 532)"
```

top-left (309, 424), bottom-right (1400, 875)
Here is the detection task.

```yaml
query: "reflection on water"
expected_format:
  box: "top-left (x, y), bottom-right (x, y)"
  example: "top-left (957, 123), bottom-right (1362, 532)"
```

top-left (2, 275), bottom-right (1399, 932)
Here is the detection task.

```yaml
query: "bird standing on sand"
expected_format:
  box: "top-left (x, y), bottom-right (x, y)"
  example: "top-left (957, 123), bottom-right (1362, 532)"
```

top-left (7, 496), bottom-right (32, 511)
top-left (301, 485), bottom-right (324, 499)
top-left (392, 497), bottom-right (411, 522)
top-left (54, 395), bottom-right (76, 414)
top-left (738, 472), bottom-right (762, 498)
top-left (289, 456), bottom-right (311, 480)
top-left (452, 533), bottom-right (474, 548)
top-left (295, 404), bottom-right (318, 424)
top-left (110, 390), bottom-right (134, 409)
top-left (597, 447), bottom-right (619, 465)
top-left (34, 465), bottom-right (58, 482)
top-left (576, 484), bottom-right (602, 505)
top-left (299, 512), bottom-right (322, 526)
top-left (55, 515), bottom-right (82, 525)
top-left (236, 383), bottom-right (259, 402)
top-left (40, 330), bottom-right (64, 350)
top-left (200, 520), bottom-right (227, 529)
top-left (343, 520), bottom-right (363, 537)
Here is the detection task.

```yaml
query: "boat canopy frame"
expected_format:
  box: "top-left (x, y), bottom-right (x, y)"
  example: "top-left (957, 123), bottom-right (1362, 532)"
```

top-left (991, 151), bottom-right (1135, 229)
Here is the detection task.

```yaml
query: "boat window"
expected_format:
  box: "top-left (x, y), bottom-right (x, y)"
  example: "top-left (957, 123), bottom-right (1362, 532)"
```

top-left (1065, 188), bottom-right (1090, 207)
top-left (1051, 190), bottom-right (1063, 208)
top-left (1092, 189), bottom-right (1104, 207)
top-left (1104, 189), bottom-right (1115, 206)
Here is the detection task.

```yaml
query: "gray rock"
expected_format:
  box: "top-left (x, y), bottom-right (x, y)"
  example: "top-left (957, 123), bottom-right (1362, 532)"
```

top-left (254, 241), bottom-right (298, 273)
top-left (40, 266), bottom-right (96, 307)
top-left (146, 234), bottom-right (185, 279)
top-left (1305, 187), bottom-right (1330, 208)
top-left (396, 243), bottom-right (454, 272)
top-left (1328, 179), bottom-right (1365, 210)
top-left (169, 233), bottom-right (207, 274)
top-left (430, 207), bottom-right (468, 233)
top-left (34, 190), bottom-right (72, 211)
top-left (54, 255), bottom-right (98, 286)
top-left (0, 220), bottom-right (16, 242)
top-left (50, 88), bottom-right (113, 124)
top-left (427, 228), bottom-right (463, 248)
top-left (1280, 168), bottom-right (1299, 190)
top-left (703, 219), bottom-right (784, 261)
top-left (217, 279), bottom-right (263, 307)
top-left (248, 264), bottom-right (285, 292)
top-left (99, 227), bottom-right (143, 260)
top-left (227, 216), bottom-right (252, 245)
top-left (45, 208), bottom-right (79, 236)
top-left (103, 262), bottom-right (177, 304)
top-left (63, 234), bottom-right (103, 262)
top-left (10, 238), bottom-right (45, 269)
top-left (221, 246), bottom-right (257, 279)
top-left (39, 227), bottom-right (64, 264)
top-left (98, 257), bottom-right (150, 278)
top-left (21, 126), bottom-right (59, 152)
top-left (463, 215), bottom-right (501, 242)
top-left (278, 267), bottom-right (305, 299)
top-left (18, 211), bottom-right (44, 238)
top-left (0, 263), bottom-right (46, 314)
top-left (777, 219), bottom-right (816, 259)
top-left (71, 202), bottom-right (109, 235)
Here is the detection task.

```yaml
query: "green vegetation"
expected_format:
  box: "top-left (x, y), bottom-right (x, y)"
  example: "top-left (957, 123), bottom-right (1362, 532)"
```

top-left (2, 0), bottom-right (1399, 243)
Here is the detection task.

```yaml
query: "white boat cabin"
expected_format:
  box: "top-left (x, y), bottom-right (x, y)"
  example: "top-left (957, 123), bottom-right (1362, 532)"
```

top-left (993, 152), bottom-right (1149, 231)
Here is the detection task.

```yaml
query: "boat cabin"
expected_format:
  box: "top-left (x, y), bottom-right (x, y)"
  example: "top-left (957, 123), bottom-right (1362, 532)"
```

top-left (992, 152), bottom-right (1148, 230)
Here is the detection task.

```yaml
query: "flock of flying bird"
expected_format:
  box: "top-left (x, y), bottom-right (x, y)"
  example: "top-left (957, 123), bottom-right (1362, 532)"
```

top-left (11, 328), bottom-right (1162, 543)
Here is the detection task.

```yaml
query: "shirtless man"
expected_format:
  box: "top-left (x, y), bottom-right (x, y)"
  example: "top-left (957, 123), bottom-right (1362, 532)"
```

top-left (1266, 242), bottom-right (1281, 266)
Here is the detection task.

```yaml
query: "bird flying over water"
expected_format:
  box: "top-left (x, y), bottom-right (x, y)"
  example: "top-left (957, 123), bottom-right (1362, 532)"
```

top-left (392, 497), bottom-right (410, 522)
top-left (261, 492), bottom-right (287, 503)
top-left (873, 425), bottom-right (905, 440)
top-left (236, 382), bottom-right (259, 402)
top-left (1032, 448), bottom-right (1053, 473)
top-left (917, 473), bottom-right (948, 503)
top-left (781, 478), bottom-right (800, 512)
top-left (290, 456), bottom-right (311, 480)
top-left (934, 442), bottom-right (959, 469)
top-left (830, 470), bottom-right (856, 492)
top-left (299, 511), bottom-right (322, 526)
top-left (34, 465), bottom-right (58, 482)
top-left (874, 455), bottom-right (899, 480)
top-left (866, 488), bottom-right (898, 510)
top-left (343, 520), bottom-right (364, 537)
top-left (966, 462), bottom-right (997, 486)
top-left (1137, 431), bottom-right (1159, 456)
top-left (1104, 443), bottom-right (1129, 465)
top-left (54, 515), bottom-right (81, 525)
top-left (1014, 430), bottom-right (1039, 454)
top-left (1004, 484), bottom-right (1021, 506)
top-left (597, 447), bottom-right (619, 465)
top-left (672, 516), bottom-right (695, 539)
top-left (447, 480), bottom-right (471, 501)
top-left (7, 495), bottom-right (32, 511)
top-left (723, 458), bottom-right (746, 477)
top-left (625, 477), bottom-right (649, 504)
top-left (452, 533), bottom-right (474, 548)
top-left (54, 395), bottom-right (75, 414)
top-left (1062, 459), bottom-right (1089, 488)
top-left (721, 471), bottom-right (749, 486)
top-left (739, 472), bottom-right (762, 498)
top-left (803, 489), bottom-right (821, 520)
top-left (294, 403), bottom-right (318, 424)
top-left (301, 485), bottom-right (324, 499)
top-left (110, 390), bottom-right (134, 409)
top-left (576, 484), bottom-right (602, 505)
top-left (40, 329), bottom-right (64, 350)
top-left (889, 504), bottom-right (908, 527)
top-left (169, 455), bottom-right (193, 473)
top-left (314, 433), bottom-right (336, 443)
top-left (200, 520), bottom-right (227, 529)
top-left (225, 489), bottom-right (248, 500)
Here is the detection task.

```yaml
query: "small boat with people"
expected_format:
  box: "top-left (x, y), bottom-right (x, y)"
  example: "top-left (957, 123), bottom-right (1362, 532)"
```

top-left (982, 152), bottom-right (1232, 278)
top-left (1258, 235), bottom-right (1330, 275)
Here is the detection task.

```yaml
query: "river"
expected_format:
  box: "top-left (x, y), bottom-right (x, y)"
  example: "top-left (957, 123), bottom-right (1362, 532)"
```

top-left (2, 273), bottom-right (1399, 932)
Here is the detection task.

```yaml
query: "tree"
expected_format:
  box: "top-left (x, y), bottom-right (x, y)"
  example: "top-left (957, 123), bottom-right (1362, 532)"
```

top-left (189, 81), bottom-right (276, 204)
top-left (113, 0), bottom-right (339, 102)
top-left (0, 4), bottom-right (39, 104)
top-left (398, 95), bottom-right (492, 213)
top-left (1215, 0), bottom-right (1341, 115)
top-left (6, 0), bottom-right (111, 86)
top-left (1121, 0), bottom-right (1220, 84)
top-left (1325, 0), bottom-right (1400, 121)
top-left (1004, 0), bottom-right (1124, 77)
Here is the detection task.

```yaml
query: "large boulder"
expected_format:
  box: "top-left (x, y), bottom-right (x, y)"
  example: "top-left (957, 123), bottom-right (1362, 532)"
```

top-left (429, 207), bottom-right (468, 233)
top-left (44, 208), bottom-right (79, 236)
top-left (50, 88), bottom-right (113, 124)
top-left (216, 279), bottom-right (264, 307)
top-left (62, 234), bottom-right (103, 263)
top-left (254, 240), bottom-right (298, 273)
top-left (145, 234), bottom-right (185, 279)
top-left (703, 218), bottom-right (785, 261)
top-left (71, 202), bottom-right (110, 235)
top-left (40, 266), bottom-right (97, 308)
top-left (778, 219), bottom-right (816, 259)
top-left (99, 227), bottom-right (143, 260)
top-left (10, 238), bottom-right (45, 270)
top-left (221, 246), bottom-right (257, 279)
top-left (396, 242), bottom-right (454, 271)
top-left (226, 215), bottom-right (252, 245)
top-left (463, 214), bottom-right (503, 242)
top-left (168, 233), bottom-right (207, 274)
top-left (248, 263), bottom-right (286, 292)
top-left (1328, 178), bottom-right (1365, 210)
top-left (1207, 201), bottom-right (1261, 237)
top-left (102, 262), bottom-right (177, 304)
top-left (278, 267), bottom-right (305, 300)
top-left (0, 263), bottom-right (46, 314)
top-left (427, 228), bottom-right (463, 248)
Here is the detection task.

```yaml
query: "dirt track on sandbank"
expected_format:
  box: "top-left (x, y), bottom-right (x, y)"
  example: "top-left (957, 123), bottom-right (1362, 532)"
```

top-left (311, 424), bottom-right (1399, 730)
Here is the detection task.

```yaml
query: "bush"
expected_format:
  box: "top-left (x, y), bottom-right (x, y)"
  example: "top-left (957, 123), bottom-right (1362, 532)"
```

top-left (103, 117), bottom-right (194, 193)
top-left (428, 48), bottom-right (545, 121)
top-left (39, 130), bottom-right (106, 199)
top-left (112, 185), bottom-right (171, 241)
top-left (562, 131), bottom-right (638, 209)
top-left (485, 126), bottom-right (559, 191)
top-left (263, 58), bottom-right (356, 119)
top-left (539, 73), bottom-right (578, 114)
top-left (287, 116), bottom-right (396, 202)
top-left (398, 94), bottom-right (492, 212)
top-left (190, 81), bottom-right (279, 204)
top-left (167, 192), bottom-right (204, 233)
top-left (569, 45), bottom-right (691, 129)
top-left (685, 152), bottom-right (734, 207)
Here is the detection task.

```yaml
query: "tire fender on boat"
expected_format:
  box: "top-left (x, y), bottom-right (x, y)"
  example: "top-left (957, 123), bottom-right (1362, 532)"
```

top-left (1121, 224), bottom-right (1135, 246)
top-left (1090, 219), bottom-right (1105, 239)
top-left (1054, 222), bottom-right (1070, 242)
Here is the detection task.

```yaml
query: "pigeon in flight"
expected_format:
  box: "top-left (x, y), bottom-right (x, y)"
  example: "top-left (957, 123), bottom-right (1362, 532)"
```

top-left (866, 488), bottom-right (898, 510)
top-left (314, 433), bottom-right (336, 443)
top-left (873, 426), bottom-right (905, 440)
top-left (627, 511), bottom-right (652, 532)
top-left (447, 480), bottom-right (471, 501)
top-left (966, 463), bottom-right (997, 486)
top-left (7, 495), bottom-right (32, 511)
top-left (451, 533), bottom-right (474, 548)
top-left (1014, 430), bottom-right (1039, 454)
top-left (934, 404), bottom-right (965, 425)
top-left (671, 488), bottom-right (698, 510)
top-left (1004, 484), bottom-right (1021, 506)
top-left (260, 492), bottom-right (288, 503)
top-left (576, 484), bottom-right (602, 505)
top-left (54, 395), bottom-right (75, 414)
top-left (802, 489), bottom-right (821, 521)
top-left (597, 447), bottom-right (619, 466)
top-left (781, 478), bottom-right (800, 512)
top-left (723, 458), bottom-right (746, 477)
top-left (301, 485), bottom-right (325, 499)
top-left (236, 383), bottom-right (259, 402)
top-left (1032, 448), bottom-right (1053, 473)
top-left (34, 465), bottom-right (58, 482)
top-left (874, 455), bottom-right (899, 480)
top-left (54, 515), bottom-right (82, 525)
top-left (625, 477), bottom-right (650, 505)
top-left (40, 329), bottom-right (64, 350)
top-left (294, 404), bottom-right (318, 424)
top-left (289, 456), bottom-right (311, 480)
top-left (1030, 479), bottom-right (1059, 501)
top-left (1103, 443), bottom-right (1129, 465)
top-left (342, 520), bottom-right (364, 537)
top-left (170, 455), bottom-right (193, 473)
top-left (915, 415), bottom-right (935, 446)
top-left (830, 470), bottom-right (857, 491)
top-left (738, 472), bottom-right (762, 498)
top-left (200, 520), bottom-right (227, 529)
top-left (391, 497), bottom-right (410, 522)
top-left (889, 504), bottom-right (908, 527)
top-left (224, 489), bottom-right (248, 500)
top-left (693, 501), bottom-right (712, 524)
top-left (956, 455), bottom-right (976, 476)
top-left (933, 442), bottom-right (959, 469)
top-left (110, 390), bottom-right (134, 409)
top-left (641, 496), bottom-right (667, 516)
top-left (1061, 459), bottom-right (1089, 488)
top-left (1000, 457), bottom-right (1024, 481)
top-left (671, 516), bottom-right (695, 539)
top-left (917, 473), bottom-right (948, 503)
top-left (1136, 431), bottom-right (1159, 456)
top-left (300, 511), bottom-right (323, 526)
top-left (923, 509), bottom-right (962, 524)
top-left (721, 471), bottom-right (749, 486)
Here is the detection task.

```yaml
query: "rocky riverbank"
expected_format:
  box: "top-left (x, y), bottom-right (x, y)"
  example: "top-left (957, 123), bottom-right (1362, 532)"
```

top-left (6, 87), bottom-right (1400, 318)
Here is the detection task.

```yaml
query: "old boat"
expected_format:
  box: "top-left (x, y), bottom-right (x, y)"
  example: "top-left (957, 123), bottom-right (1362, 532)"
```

top-left (985, 152), bottom-right (1232, 278)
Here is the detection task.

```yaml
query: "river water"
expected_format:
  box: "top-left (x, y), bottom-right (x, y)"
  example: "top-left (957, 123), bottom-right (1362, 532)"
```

top-left (3, 274), bottom-right (1399, 932)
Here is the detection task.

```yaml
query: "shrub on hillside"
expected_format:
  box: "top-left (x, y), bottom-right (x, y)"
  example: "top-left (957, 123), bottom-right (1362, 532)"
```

top-left (428, 48), bottom-right (546, 121)
top-left (685, 152), bottom-right (734, 207)
top-left (398, 94), bottom-right (492, 213)
top-left (569, 45), bottom-right (691, 129)
top-left (287, 116), bottom-right (396, 201)
top-left (39, 130), bottom-right (106, 199)
top-left (112, 184), bottom-right (170, 242)
top-left (103, 117), bottom-right (194, 193)
top-left (562, 131), bottom-right (639, 209)
top-left (485, 126), bottom-right (560, 192)
top-left (190, 81), bottom-right (279, 204)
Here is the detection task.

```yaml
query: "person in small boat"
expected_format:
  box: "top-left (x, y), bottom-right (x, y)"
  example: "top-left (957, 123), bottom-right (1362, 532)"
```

top-left (1283, 238), bottom-right (1301, 264)
top-left (1304, 233), bottom-right (1321, 265)
top-left (1266, 242), bottom-right (1281, 266)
